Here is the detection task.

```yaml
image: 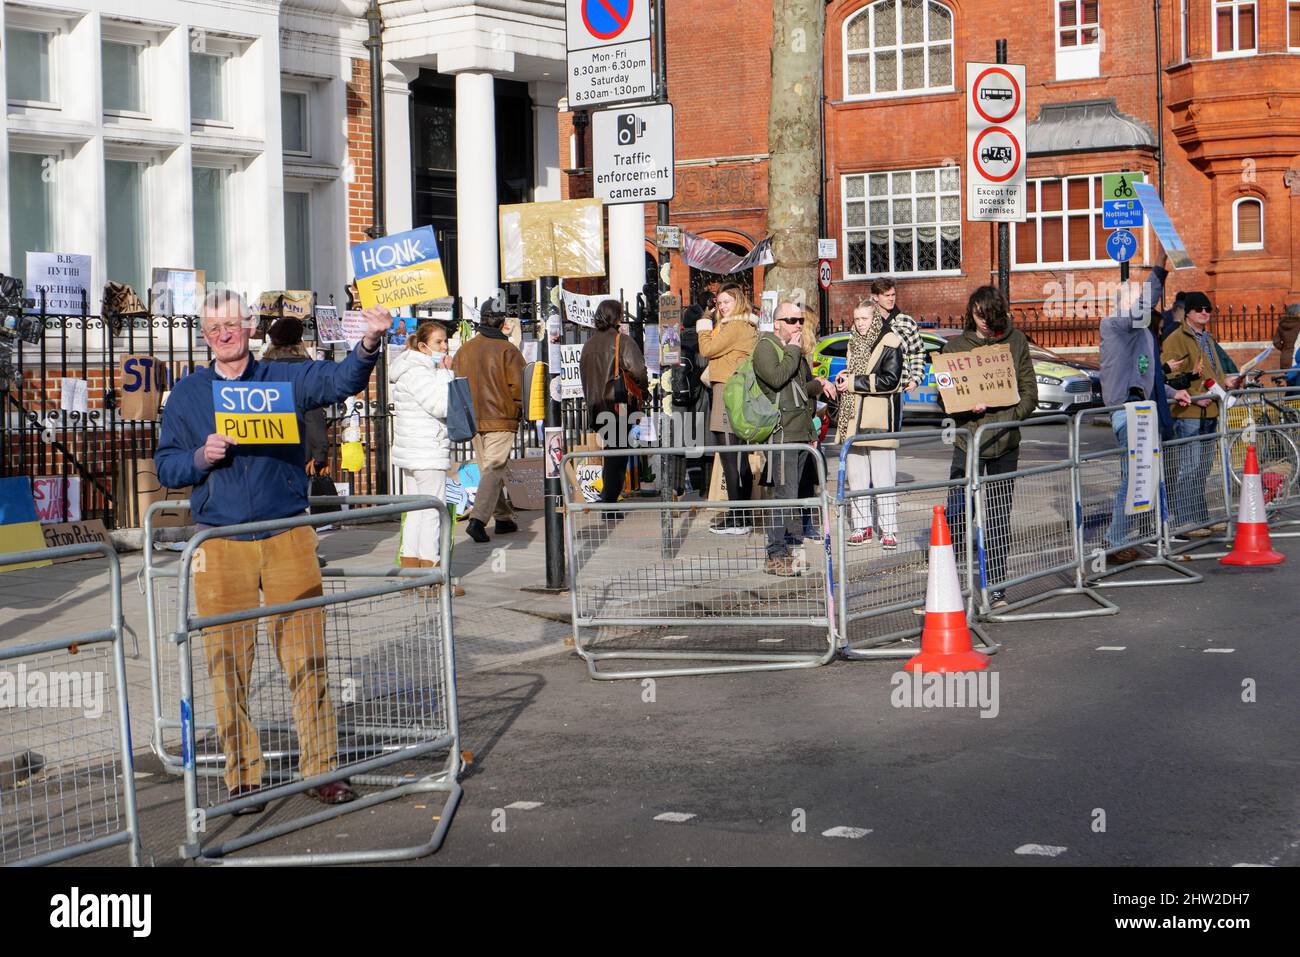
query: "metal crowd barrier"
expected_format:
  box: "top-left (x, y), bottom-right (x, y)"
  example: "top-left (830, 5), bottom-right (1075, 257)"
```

top-left (1223, 386), bottom-right (1300, 538)
top-left (1161, 414), bottom-right (1235, 561)
top-left (832, 428), bottom-right (999, 659)
top-left (1, 543), bottom-right (141, 867)
top-left (562, 443), bottom-right (838, 679)
top-left (145, 496), bottom-right (462, 865)
top-left (1073, 406), bottom-right (1202, 590)
top-left (971, 416), bottom-right (1118, 621)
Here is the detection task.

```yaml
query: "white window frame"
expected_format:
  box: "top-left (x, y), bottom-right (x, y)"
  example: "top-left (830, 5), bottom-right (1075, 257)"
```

top-left (283, 187), bottom-right (313, 290)
top-left (1289, 1), bottom-right (1300, 50)
top-left (842, 166), bottom-right (962, 279)
top-left (191, 161), bottom-right (236, 283)
top-left (842, 0), bottom-right (955, 103)
top-left (5, 23), bottom-right (59, 109)
top-left (1011, 173), bottom-right (1151, 270)
top-left (189, 46), bottom-right (235, 128)
top-left (7, 146), bottom-right (62, 275)
top-left (1232, 196), bottom-right (1264, 251)
top-left (103, 150), bottom-right (155, 292)
top-left (1055, 1), bottom-right (1101, 81)
top-left (100, 35), bottom-right (150, 119)
top-left (1212, 0), bottom-right (1257, 59)
top-left (280, 86), bottom-right (311, 157)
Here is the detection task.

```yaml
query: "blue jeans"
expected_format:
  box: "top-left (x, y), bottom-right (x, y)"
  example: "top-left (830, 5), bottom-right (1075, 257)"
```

top-left (1172, 417), bottom-right (1216, 527)
top-left (1105, 410), bottom-right (1129, 549)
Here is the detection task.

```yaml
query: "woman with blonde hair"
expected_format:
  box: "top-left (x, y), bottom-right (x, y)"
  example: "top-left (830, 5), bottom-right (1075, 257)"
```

top-left (697, 281), bottom-right (758, 533)
top-left (389, 321), bottom-right (463, 595)
top-left (834, 299), bottom-right (905, 548)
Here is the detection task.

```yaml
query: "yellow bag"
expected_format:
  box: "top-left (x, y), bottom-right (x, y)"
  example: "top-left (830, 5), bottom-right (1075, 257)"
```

top-left (341, 442), bottom-right (364, 473)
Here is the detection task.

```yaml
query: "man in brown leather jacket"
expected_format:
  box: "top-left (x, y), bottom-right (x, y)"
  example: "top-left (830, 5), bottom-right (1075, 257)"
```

top-left (451, 307), bottom-right (525, 542)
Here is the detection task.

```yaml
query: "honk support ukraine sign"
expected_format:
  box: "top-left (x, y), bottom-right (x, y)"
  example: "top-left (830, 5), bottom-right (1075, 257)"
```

top-left (350, 225), bottom-right (449, 310)
top-left (213, 382), bottom-right (300, 444)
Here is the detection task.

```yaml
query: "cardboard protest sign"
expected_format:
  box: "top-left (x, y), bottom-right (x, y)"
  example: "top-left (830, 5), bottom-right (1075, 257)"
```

top-left (931, 345), bottom-right (1019, 414)
top-left (41, 519), bottom-right (109, 560)
top-left (118, 354), bottom-right (169, 420)
top-left (118, 457), bottom-right (190, 527)
top-left (499, 199), bottom-right (605, 283)
top-left (32, 476), bottom-right (82, 523)
top-left (213, 381), bottom-right (300, 444)
top-left (0, 476), bottom-right (50, 571)
top-left (350, 226), bottom-right (449, 310)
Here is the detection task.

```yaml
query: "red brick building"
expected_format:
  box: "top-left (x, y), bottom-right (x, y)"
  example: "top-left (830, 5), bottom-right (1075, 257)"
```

top-left (560, 0), bottom-right (1300, 341)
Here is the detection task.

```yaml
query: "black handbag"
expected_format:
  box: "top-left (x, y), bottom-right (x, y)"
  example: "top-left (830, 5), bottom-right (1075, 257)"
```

top-left (309, 471), bottom-right (341, 514)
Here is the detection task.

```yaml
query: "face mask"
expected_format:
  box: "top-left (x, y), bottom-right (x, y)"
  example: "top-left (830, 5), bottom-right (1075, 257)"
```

top-left (427, 351), bottom-right (446, 364)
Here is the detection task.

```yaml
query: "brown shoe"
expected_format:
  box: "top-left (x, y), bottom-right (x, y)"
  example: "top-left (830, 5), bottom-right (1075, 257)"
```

top-left (399, 556), bottom-right (421, 568)
top-left (229, 784), bottom-right (268, 816)
top-left (1111, 547), bottom-right (1147, 564)
top-left (1210, 522), bottom-right (1228, 533)
top-left (764, 556), bottom-right (800, 577)
top-left (420, 559), bottom-right (465, 598)
top-left (307, 780), bottom-right (357, 805)
top-left (1185, 527), bottom-right (1214, 539)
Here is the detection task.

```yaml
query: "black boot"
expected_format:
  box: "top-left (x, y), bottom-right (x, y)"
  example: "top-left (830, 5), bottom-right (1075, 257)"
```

top-left (466, 518), bottom-right (490, 543)
top-left (494, 519), bottom-right (518, 534)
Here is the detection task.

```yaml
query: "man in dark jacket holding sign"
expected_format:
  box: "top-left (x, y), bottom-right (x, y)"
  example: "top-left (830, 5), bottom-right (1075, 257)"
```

top-left (939, 287), bottom-right (1037, 608)
top-left (155, 289), bottom-right (391, 812)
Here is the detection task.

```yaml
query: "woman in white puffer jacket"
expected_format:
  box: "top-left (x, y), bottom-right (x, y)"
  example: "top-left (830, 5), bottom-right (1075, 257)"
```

top-left (389, 322), bottom-right (462, 593)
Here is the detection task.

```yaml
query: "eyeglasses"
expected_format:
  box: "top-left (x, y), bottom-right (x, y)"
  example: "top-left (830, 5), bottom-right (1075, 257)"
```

top-left (203, 321), bottom-right (245, 337)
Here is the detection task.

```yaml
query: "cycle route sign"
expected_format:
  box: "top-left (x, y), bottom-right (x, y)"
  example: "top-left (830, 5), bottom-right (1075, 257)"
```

top-left (1103, 172), bottom-right (1146, 230)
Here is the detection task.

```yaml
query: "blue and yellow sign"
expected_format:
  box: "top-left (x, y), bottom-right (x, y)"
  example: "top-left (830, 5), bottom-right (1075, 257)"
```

top-left (350, 225), bottom-right (449, 310)
top-left (0, 476), bottom-right (50, 572)
top-left (213, 381), bottom-right (300, 445)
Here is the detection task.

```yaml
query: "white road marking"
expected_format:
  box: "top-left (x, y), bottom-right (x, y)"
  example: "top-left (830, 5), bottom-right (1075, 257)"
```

top-left (133, 772), bottom-right (153, 780)
top-left (654, 812), bottom-right (696, 823)
top-left (662, 635), bottom-right (688, 641)
top-left (1231, 863), bottom-right (1273, 867)
top-left (757, 638), bottom-right (786, 644)
top-left (1015, 844), bottom-right (1068, 857)
top-left (822, 826), bottom-right (872, 839)
top-left (1096, 646), bottom-right (1127, 652)
top-left (505, 801), bottom-right (543, 811)
top-left (1203, 647), bottom-right (1234, 653)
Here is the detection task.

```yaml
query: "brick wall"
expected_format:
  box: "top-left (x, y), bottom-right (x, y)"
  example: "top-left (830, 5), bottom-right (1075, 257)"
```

top-left (347, 57), bottom-right (375, 246)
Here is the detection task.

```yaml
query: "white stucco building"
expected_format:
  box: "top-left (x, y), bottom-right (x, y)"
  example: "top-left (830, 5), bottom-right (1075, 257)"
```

top-left (0, 0), bottom-right (575, 314)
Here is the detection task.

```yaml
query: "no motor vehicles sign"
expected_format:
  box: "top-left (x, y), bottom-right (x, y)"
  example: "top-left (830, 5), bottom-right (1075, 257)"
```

top-left (966, 62), bottom-right (1026, 222)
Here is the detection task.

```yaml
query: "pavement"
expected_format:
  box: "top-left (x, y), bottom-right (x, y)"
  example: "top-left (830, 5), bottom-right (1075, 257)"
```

top-left (2, 420), bottom-right (1297, 866)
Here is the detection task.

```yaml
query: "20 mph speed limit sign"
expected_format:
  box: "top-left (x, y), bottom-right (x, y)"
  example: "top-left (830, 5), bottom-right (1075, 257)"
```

top-left (818, 259), bottom-right (832, 290)
top-left (966, 62), bottom-right (1026, 222)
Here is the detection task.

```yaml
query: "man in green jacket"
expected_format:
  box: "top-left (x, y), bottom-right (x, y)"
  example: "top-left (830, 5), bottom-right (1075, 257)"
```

top-left (752, 301), bottom-right (837, 577)
top-left (940, 286), bottom-right (1038, 607)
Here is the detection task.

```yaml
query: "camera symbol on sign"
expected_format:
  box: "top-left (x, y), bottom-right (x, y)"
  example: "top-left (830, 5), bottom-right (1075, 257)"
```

top-left (617, 113), bottom-right (647, 146)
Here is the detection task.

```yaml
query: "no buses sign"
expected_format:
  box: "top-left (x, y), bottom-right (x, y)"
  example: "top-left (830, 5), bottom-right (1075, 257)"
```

top-left (966, 62), bottom-right (1027, 222)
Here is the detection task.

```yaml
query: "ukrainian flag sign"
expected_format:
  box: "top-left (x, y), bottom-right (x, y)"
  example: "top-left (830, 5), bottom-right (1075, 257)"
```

top-left (350, 225), bottom-right (449, 310)
top-left (213, 381), bottom-right (301, 445)
top-left (0, 476), bottom-right (51, 572)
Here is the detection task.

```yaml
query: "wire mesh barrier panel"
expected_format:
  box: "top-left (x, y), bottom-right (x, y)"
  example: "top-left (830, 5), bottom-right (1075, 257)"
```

top-left (1072, 406), bottom-right (1202, 590)
top-left (1223, 388), bottom-right (1300, 534)
top-left (151, 497), bottom-right (462, 865)
top-left (0, 544), bottom-right (141, 867)
top-left (972, 417), bottom-right (1118, 621)
top-left (833, 428), bottom-right (998, 659)
top-left (563, 444), bottom-right (837, 679)
top-left (1162, 428), bottom-right (1231, 557)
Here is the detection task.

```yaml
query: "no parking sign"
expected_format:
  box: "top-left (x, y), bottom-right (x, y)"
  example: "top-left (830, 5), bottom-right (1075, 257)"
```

top-left (566, 0), bottom-right (654, 108)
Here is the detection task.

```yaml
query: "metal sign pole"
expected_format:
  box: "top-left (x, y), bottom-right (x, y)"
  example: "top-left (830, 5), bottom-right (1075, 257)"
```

top-left (995, 38), bottom-right (1011, 303)
top-left (539, 275), bottom-right (566, 590)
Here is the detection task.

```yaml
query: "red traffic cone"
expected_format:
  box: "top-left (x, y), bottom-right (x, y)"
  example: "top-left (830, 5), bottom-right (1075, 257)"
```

top-left (1221, 444), bottom-right (1285, 566)
top-left (905, 506), bottom-right (989, 673)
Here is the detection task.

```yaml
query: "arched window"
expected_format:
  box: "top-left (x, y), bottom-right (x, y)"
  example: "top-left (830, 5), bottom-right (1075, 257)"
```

top-left (1233, 197), bottom-right (1263, 250)
top-left (844, 0), bottom-right (954, 100)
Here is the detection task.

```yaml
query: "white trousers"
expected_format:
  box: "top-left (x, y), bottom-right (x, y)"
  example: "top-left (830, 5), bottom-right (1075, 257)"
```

top-left (844, 446), bottom-right (898, 535)
top-left (400, 468), bottom-right (446, 562)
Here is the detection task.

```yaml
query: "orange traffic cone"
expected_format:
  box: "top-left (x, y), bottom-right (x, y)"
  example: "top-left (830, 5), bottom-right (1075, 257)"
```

top-left (905, 505), bottom-right (989, 673)
top-left (1221, 444), bottom-right (1285, 566)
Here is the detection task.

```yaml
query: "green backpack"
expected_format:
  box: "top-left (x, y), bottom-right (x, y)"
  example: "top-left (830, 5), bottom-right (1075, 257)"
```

top-left (723, 337), bottom-right (785, 443)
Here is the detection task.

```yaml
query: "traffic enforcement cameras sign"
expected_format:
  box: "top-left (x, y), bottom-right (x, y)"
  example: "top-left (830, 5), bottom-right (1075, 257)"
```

top-left (593, 102), bottom-right (674, 205)
top-left (966, 62), bottom-right (1026, 222)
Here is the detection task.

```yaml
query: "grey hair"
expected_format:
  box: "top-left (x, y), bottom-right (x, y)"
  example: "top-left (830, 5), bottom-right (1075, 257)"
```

top-left (201, 288), bottom-right (251, 320)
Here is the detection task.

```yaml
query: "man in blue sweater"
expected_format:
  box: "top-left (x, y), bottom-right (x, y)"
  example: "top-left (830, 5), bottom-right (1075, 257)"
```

top-left (1097, 245), bottom-right (1190, 563)
top-left (156, 289), bottom-right (391, 812)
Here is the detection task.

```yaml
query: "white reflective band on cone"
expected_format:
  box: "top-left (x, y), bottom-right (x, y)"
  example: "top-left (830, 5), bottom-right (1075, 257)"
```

top-left (1238, 473), bottom-right (1268, 525)
top-left (926, 543), bottom-right (965, 613)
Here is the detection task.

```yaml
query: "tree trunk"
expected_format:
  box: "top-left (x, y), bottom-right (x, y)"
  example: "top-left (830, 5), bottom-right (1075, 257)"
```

top-left (765, 0), bottom-right (825, 311)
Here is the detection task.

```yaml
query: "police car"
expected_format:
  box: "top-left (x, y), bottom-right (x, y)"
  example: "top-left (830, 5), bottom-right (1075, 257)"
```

top-left (811, 328), bottom-right (1102, 419)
